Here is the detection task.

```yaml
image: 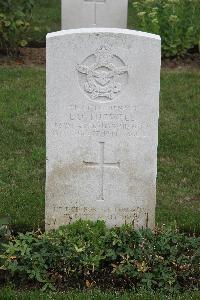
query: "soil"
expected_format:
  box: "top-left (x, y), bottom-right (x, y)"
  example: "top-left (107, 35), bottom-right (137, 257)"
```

top-left (0, 48), bottom-right (46, 66)
top-left (0, 47), bottom-right (200, 69)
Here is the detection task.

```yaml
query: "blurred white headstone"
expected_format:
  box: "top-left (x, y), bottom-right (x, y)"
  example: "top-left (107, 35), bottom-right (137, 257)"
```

top-left (61, 0), bottom-right (128, 29)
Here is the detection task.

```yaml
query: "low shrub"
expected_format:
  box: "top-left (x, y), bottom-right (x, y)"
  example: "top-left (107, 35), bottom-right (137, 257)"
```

top-left (0, 0), bottom-right (34, 54)
top-left (0, 221), bottom-right (199, 292)
top-left (132, 0), bottom-right (200, 57)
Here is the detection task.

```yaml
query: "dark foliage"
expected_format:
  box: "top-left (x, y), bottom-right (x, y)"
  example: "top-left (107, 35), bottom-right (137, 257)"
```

top-left (132, 0), bottom-right (200, 57)
top-left (0, 221), bottom-right (199, 292)
top-left (0, 0), bottom-right (34, 54)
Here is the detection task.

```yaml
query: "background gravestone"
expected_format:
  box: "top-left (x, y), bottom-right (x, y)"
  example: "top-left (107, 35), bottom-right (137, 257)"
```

top-left (46, 28), bottom-right (161, 231)
top-left (61, 0), bottom-right (128, 29)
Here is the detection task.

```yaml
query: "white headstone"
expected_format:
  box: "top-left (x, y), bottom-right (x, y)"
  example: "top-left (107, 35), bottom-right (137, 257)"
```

top-left (46, 28), bottom-right (161, 231)
top-left (61, 0), bottom-right (128, 29)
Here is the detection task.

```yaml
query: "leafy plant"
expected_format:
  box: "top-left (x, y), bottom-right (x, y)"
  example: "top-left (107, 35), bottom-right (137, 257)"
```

top-left (104, 225), bottom-right (200, 291)
top-left (0, 221), bottom-right (199, 292)
top-left (132, 0), bottom-right (200, 57)
top-left (0, 0), bottom-right (35, 54)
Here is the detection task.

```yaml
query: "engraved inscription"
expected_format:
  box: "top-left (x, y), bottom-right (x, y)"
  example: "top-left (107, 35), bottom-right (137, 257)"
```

top-left (47, 206), bottom-right (148, 229)
top-left (77, 45), bottom-right (128, 102)
top-left (53, 104), bottom-right (153, 138)
top-left (83, 142), bottom-right (120, 201)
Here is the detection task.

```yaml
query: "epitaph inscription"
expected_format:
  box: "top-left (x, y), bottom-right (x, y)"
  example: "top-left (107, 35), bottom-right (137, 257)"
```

top-left (77, 46), bottom-right (128, 102)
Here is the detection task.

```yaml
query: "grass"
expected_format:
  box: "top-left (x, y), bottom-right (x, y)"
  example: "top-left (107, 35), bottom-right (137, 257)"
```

top-left (30, 0), bottom-right (137, 44)
top-left (0, 288), bottom-right (200, 300)
top-left (157, 70), bottom-right (200, 232)
top-left (0, 67), bottom-right (199, 232)
top-left (0, 67), bottom-right (45, 231)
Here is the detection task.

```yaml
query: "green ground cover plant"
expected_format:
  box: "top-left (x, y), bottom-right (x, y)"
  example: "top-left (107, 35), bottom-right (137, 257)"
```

top-left (0, 67), bottom-right (199, 233)
top-left (0, 221), bottom-right (199, 292)
top-left (132, 0), bottom-right (200, 57)
top-left (0, 288), bottom-right (200, 300)
top-left (0, 0), bottom-right (35, 54)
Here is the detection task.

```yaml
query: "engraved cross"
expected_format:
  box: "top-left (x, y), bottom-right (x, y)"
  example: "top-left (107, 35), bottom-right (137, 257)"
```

top-left (83, 142), bottom-right (120, 201)
top-left (84, 0), bottom-right (105, 26)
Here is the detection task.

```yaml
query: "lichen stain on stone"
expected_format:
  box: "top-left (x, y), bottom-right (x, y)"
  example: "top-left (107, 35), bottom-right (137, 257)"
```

top-left (126, 163), bottom-right (154, 202)
top-left (46, 161), bottom-right (86, 198)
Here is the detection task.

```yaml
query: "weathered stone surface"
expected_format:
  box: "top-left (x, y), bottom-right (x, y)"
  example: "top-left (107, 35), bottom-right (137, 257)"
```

top-left (46, 28), bottom-right (161, 230)
top-left (61, 0), bottom-right (128, 29)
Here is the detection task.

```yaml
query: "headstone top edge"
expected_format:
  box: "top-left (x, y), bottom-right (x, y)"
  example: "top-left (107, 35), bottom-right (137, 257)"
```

top-left (46, 28), bottom-right (161, 41)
